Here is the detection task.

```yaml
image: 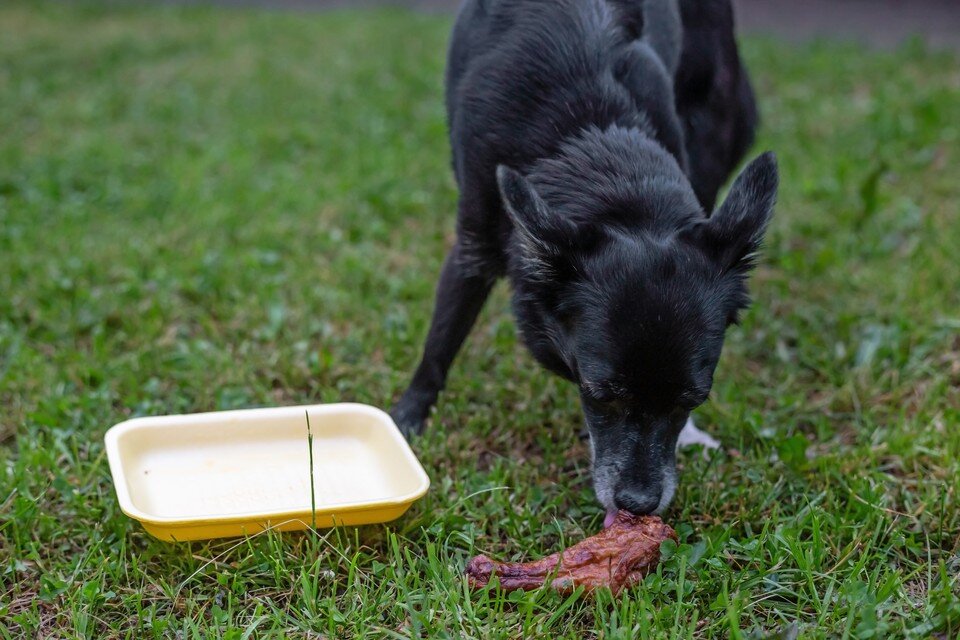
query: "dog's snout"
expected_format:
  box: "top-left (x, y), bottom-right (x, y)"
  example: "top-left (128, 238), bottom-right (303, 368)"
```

top-left (587, 407), bottom-right (685, 516)
top-left (614, 485), bottom-right (662, 515)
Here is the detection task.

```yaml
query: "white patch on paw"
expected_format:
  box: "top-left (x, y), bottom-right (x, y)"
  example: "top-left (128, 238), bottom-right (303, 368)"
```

top-left (677, 417), bottom-right (721, 450)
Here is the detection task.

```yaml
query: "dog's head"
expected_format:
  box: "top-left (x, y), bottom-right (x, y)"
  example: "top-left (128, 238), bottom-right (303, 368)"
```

top-left (497, 150), bottom-right (778, 517)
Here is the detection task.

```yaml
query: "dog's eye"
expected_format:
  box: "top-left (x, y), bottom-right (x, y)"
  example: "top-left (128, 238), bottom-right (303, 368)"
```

top-left (584, 387), bottom-right (613, 403)
top-left (582, 380), bottom-right (628, 404)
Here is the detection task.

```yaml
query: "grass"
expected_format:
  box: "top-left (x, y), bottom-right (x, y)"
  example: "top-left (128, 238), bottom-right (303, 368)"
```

top-left (0, 1), bottom-right (958, 637)
top-left (306, 410), bottom-right (317, 531)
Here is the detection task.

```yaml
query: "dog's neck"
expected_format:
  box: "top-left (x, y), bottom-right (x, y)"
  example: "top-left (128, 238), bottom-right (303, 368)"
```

top-left (525, 125), bottom-right (703, 237)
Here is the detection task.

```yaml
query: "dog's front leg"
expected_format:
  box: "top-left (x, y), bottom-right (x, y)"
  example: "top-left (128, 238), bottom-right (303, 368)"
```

top-left (391, 241), bottom-right (497, 438)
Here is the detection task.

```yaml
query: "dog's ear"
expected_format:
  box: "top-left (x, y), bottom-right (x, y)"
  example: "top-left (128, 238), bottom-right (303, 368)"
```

top-left (684, 152), bottom-right (779, 274)
top-left (497, 165), bottom-right (580, 256)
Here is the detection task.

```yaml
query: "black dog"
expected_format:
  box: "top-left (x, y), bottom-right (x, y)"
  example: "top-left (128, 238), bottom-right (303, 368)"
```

top-left (392, 0), bottom-right (778, 519)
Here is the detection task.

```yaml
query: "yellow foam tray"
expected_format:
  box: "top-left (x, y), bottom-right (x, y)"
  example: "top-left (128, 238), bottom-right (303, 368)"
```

top-left (104, 403), bottom-right (430, 541)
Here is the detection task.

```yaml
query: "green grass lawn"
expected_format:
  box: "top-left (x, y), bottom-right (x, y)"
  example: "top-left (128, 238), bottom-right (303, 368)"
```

top-left (1, 2), bottom-right (958, 637)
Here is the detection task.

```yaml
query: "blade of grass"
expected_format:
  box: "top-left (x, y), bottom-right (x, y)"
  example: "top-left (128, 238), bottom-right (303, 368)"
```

top-left (306, 410), bottom-right (316, 531)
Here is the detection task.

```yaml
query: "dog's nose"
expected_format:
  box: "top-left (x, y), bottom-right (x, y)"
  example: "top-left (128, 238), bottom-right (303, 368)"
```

top-left (613, 486), bottom-right (661, 515)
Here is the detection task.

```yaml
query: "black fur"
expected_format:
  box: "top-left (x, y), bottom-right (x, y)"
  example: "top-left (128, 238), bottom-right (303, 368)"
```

top-left (610, 0), bottom-right (759, 210)
top-left (392, 0), bottom-right (778, 515)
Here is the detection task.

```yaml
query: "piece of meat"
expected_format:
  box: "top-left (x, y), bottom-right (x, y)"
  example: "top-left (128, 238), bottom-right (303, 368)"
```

top-left (466, 512), bottom-right (676, 595)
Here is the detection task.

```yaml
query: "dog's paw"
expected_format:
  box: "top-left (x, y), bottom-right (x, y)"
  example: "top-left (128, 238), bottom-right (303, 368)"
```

top-left (389, 393), bottom-right (432, 440)
top-left (677, 417), bottom-right (720, 451)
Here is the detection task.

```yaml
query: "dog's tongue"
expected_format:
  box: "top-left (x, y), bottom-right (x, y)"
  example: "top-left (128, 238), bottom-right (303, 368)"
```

top-left (604, 510), bottom-right (618, 529)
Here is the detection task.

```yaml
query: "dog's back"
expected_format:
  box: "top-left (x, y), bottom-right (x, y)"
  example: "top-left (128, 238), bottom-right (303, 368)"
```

top-left (447, 0), bottom-right (647, 181)
top-left (446, 0), bottom-right (687, 261)
top-left (607, 0), bottom-right (758, 208)
top-left (448, 0), bottom-right (756, 211)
